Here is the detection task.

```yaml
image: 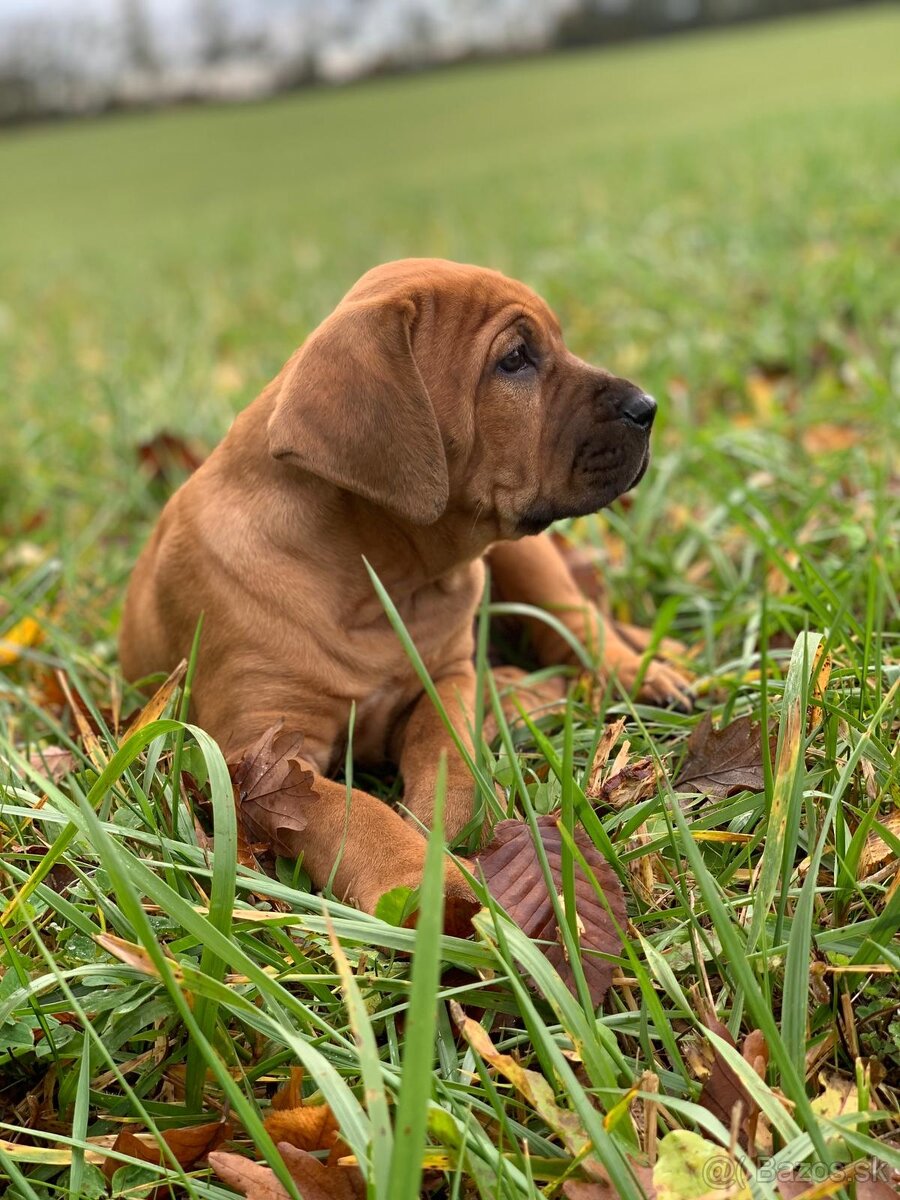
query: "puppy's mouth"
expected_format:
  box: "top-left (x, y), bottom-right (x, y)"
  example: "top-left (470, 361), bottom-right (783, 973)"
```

top-left (626, 446), bottom-right (651, 491)
top-left (516, 445), bottom-right (650, 536)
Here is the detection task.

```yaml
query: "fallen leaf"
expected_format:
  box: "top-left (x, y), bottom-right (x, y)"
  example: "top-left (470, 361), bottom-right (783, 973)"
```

top-left (585, 717), bottom-right (626, 796)
top-left (476, 814), bottom-right (626, 1005)
top-left (264, 1099), bottom-right (342, 1158)
top-left (801, 423), bottom-right (862, 455)
top-left (261, 1068), bottom-right (363, 1197)
top-left (55, 669), bottom-right (106, 767)
top-left (211, 1142), bottom-right (364, 1200)
top-left (774, 1166), bottom-right (899, 1200)
top-left (809, 644), bottom-right (832, 733)
top-left (103, 1120), bottom-right (230, 1181)
top-left (230, 724), bottom-right (319, 859)
top-left (859, 808), bottom-right (900, 878)
top-left (123, 659), bottom-right (187, 738)
top-left (653, 1129), bottom-right (738, 1199)
top-left (137, 431), bottom-right (206, 483)
top-left (590, 757), bottom-right (658, 811)
top-left (27, 745), bottom-right (76, 783)
top-left (452, 1002), bottom-right (590, 1157)
top-left (210, 1152), bottom-right (288, 1200)
top-left (675, 713), bottom-right (772, 798)
top-left (0, 615), bottom-right (43, 668)
top-left (562, 1157), bottom-right (656, 1199)
top-left (95, 933), bottom-right (182, 983)
top-left (810, 1072), bottom-right (859, 1121)
top-left (694, 1005), bottom-right (768, 1149)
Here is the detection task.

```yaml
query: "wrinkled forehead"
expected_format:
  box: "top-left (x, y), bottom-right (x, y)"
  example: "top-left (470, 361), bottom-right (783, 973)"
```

top-left (343, 258), bottom-right (562, 339)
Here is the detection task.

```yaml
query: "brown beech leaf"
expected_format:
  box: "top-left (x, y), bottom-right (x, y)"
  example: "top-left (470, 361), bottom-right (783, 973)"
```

top-left (230, 724), bottom-right (319, 859)
top-left (476, 814), bottom-right (626, 1005)
top-left (209, 1153), bottom-right (289, 1200)
top-left (210, 1142), bottom-right (364, 1200)
top-left (103, 1119), bottom-right (230, 1181)
top-left (675, 713), bottom-right (772, 798)
top-left (695, 1005), bottom-right (767, 1148)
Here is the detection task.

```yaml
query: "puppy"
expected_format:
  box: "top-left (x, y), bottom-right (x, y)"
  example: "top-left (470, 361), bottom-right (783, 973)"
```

top-left (120, 259), bottom-right (689, 917)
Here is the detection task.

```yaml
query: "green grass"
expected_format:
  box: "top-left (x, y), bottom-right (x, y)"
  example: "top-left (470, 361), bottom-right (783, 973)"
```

top-left (1, 5), bottom-right (899, 1198)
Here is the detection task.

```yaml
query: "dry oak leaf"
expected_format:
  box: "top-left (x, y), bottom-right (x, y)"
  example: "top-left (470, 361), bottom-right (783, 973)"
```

top-left (230, 724), bottom-right (319, 859)
top-left (476, 814), bottom-right (627, 1006)
top-left (591, 757), bottom-right (658, 811)
top-left (103, 1120), bottom-right (231, 1182)
top-left (262, 1068), bottom-right (363, 1196)
top-left (211, 1141), bottom-right (364, 1200)
top-left (585, 717), bottom-right (627, 796)
top-left (264, 1096), bottom-right (343, 1158)
top-left (675, 712), bottom-right (773, 798)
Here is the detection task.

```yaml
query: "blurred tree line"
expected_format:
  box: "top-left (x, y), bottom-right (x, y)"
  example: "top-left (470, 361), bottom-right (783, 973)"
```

top-left (0, 0), bottom-right (865, 124)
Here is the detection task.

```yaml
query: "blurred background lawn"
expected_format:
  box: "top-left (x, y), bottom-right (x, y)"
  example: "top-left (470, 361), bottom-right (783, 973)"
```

top-left (1, 5), bottom-right (897, 652)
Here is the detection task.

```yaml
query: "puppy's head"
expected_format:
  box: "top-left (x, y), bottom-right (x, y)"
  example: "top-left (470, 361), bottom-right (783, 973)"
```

top-left (268, 258), bottom-right (656, 536)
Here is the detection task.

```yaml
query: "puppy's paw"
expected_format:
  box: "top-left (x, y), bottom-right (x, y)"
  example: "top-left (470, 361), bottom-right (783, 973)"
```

top-left (361, 857), bottom-right (478, 937)
top-left (601, 645), bottom-right (693, 712)
top-left (443, 860), bottom-right (480, 938)
top-left (634, 657), bottom-right (694, 712)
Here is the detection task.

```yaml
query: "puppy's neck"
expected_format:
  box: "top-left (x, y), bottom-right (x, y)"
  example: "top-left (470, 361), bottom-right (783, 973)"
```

top-left (345, 499), bottom-right (495, 592)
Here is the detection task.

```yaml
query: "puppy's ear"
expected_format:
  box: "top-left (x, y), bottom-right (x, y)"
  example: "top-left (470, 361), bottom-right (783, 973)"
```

top-left (267, 297), bottom-right (449, 525)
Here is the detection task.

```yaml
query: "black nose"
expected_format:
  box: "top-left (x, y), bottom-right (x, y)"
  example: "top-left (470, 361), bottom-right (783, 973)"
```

top-left (620, 392), bottom-right (657, 429)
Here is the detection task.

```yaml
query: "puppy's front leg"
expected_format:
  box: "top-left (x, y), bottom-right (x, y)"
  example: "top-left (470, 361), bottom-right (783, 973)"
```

top-left (487, 534), bottom-right (692, 708)
top-left (242, 765), bottom-right (437, 913)
top-left (396, 666), bottom-right (479, 843)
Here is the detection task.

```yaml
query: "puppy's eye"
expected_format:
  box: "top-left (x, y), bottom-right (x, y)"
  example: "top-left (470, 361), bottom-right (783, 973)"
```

top-left (497, 344), bottom-right (532, 374)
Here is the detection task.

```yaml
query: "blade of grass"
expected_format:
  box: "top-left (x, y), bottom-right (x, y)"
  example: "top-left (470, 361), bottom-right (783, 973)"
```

top-left (387, 753), bottom-right (447, 1199)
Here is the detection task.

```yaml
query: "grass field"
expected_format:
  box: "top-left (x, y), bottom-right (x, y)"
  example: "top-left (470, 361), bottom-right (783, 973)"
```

top-left (1, 6), bottom-right (899, 1198)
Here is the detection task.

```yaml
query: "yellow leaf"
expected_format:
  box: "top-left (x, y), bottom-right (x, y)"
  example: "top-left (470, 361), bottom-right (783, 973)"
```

top-left (123, 659), bottom-right (187, 738)
top-left (95, 933), bottom-right (183, 984)
top-left (745, 371), bottom-right (778, 419)
top-left (810, 1073), bottom-right (858, 1119)
top-left (0, 615), bottom-right (43, 668)
top-left (451, 1000), bottom-right (590, 1158)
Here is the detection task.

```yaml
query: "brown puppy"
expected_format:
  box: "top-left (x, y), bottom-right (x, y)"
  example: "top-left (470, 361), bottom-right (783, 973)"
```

top-left (120, 259), bottom-right (689, 915)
